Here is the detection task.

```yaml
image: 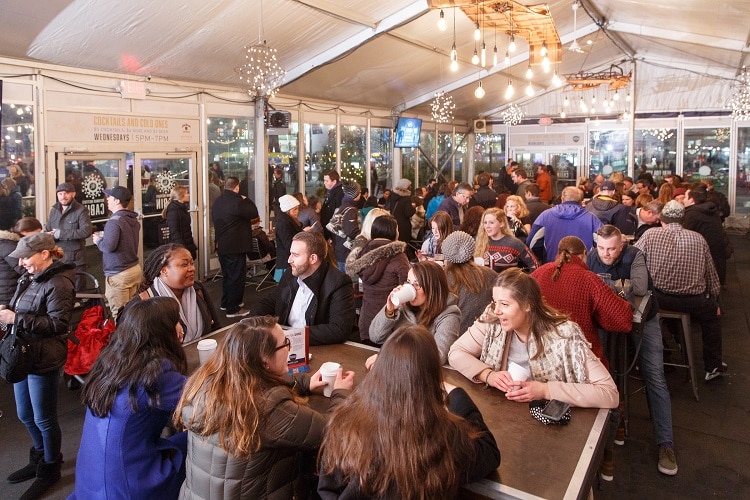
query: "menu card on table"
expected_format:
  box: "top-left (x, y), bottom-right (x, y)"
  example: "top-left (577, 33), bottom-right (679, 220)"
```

top-left (282, 326), bottom-right (310, 373)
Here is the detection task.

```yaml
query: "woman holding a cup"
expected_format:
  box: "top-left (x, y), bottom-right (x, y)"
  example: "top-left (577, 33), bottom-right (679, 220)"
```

top-left (318, 325), bottom-right (501, 498)
top-left (175, 316), bottom-right (354, 498)
top-left (71, 297), bottom-right (189, 499)
top-left (448, 268), bottom-right (618, 409)
top-left (369, 261), bottom-right (460, 364)
top-left (474, 208), bottom-right (538, 274)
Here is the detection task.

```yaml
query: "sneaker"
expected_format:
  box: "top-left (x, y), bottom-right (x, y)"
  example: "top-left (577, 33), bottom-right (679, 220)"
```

top-left (220, 302), bottom-right (244, 311)
top-left (705, 362), bottom-right (728, 382)
top-left (658, 446), bottom-right (678, 475)
top-left (614, 422), bottom-right (626, 446)
top-left (225, 308), bottom-right (250, 318)
top-left (599, 450), bottom-right (614, 482)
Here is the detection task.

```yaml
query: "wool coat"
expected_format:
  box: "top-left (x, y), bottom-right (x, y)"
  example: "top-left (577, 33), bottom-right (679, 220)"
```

top-left (165, 200), bottom-right (198, 258)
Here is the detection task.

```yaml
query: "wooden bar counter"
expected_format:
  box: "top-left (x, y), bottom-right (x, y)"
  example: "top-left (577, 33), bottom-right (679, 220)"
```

top-left (186, 330), bottom-right (607, 500)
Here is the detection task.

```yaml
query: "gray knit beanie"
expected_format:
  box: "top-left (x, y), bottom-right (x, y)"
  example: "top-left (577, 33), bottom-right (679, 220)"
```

top-left (441, 231), bottom-right (476, 264)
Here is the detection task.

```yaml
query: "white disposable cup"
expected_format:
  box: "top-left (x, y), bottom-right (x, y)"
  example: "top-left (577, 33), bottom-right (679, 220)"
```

top-left (391, 283), bottom-right (417, 306)
top-left (507, 361), bottom-right (531, 390)
top-left (320, 361), bottom-right (341, 397)
top-left (197, 339), bottom-right (218, 365)
top-left (474, 257), bottom-right (485, 266)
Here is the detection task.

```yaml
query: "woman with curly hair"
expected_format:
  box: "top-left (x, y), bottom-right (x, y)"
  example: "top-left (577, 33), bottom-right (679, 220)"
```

top-left (175, 316), bottom-right (354, 498)
top-left (503, 195), bottom-right (531, 238)
top-left (318, 324), bottom-right (500, 499)
top-left (474, 208), bottom-right (538, 274)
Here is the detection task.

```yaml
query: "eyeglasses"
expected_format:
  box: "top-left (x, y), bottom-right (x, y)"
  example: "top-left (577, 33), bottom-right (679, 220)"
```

top-left (274, 337), bottom-right (291, 352)
top-left (405, 279), bottom-right (422, 290)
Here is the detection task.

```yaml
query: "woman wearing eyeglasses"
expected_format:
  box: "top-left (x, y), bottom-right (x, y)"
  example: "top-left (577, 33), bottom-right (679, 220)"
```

top-left (175, 316), bottom-right (355, 499)
top-left (370, 261), bottom-right (460, 364)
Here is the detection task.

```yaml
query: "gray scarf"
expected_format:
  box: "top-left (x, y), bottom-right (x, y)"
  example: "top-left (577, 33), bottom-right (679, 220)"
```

top-left (153, 277), bottom-right (203, 343)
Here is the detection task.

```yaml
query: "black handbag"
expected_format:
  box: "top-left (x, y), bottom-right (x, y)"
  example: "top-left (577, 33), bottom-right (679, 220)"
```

top-left (0, 324), bottom-right (32, 383)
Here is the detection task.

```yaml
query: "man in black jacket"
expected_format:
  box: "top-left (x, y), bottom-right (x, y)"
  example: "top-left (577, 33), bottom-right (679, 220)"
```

top-left (212, 176), bottom-right (258, 317)
top-left (320, 169), bottom-right (344, 240)
top-left (250, 231), bottom-right (355, 344)
top-left (471, 172), bottom-right (498, 209)
top-left (683, 183), bottom-right (729, 285)
top-left (46, 182), bottom-right (93, 291)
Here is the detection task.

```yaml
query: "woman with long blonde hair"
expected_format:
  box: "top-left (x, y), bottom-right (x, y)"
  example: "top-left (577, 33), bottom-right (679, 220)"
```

top-left (503, 195), bottom-right (531, 237)
top-left (175, 316), bottom-right (354, 498)
top-left (474, 208), bottom-right (538, 274)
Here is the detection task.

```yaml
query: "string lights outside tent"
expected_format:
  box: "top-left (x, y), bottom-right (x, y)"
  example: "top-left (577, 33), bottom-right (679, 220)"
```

top-left (728, 66), bottom-right (750, 121)
top-left (236, 41), bottom-right (286, 100)
top-left (642, 129), bottom-right (675, 141)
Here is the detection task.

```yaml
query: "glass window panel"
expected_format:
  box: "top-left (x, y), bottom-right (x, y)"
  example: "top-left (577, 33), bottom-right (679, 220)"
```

top-left (62, 159), bottom-right (122, 225)
top-left (340, 124), bottom-right (367, 188)
top-left (633, 129), bottom-right (677, 183)
top-left (304, 123), bottom-right (336, 199)
top-left (455, 133), bottom-right (468, 183)
top-left (1, 102), bottom-right (36, 219)
top-left (589, 129), bottom-right (629, 180)
top-left (737, 127), bottom-right (750, 215)
top-left (549, 152), bottom-right (580, 194)
top-left (437, 132), bottom-right (455, 184)
top-left (474, 133), bottom-right (506, 176)
top-left (401, 148), bottom-right (416, 188)
top-left (683, 127), bottom-right (730, 197)
top-left (206, 116), bottom-right (254, 197)
top-left (370, 126), bottom-right (392, 198)
top-left (418, 129), bottom-right (436, 188)
top-left (268, 121), bottom-right (298, 196)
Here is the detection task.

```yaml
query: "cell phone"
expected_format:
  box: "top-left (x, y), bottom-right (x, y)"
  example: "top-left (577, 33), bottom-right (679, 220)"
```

top-left (541, 399), bottom-right (570, 422)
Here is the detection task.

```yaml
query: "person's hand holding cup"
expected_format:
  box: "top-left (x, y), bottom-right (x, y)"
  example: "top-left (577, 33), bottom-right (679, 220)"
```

top-left (320, 362), bottom-right (355, 396)
top-left (388, 283), bottom-right (417, 311)
top-left (506, 361), bottom-right (531, 391)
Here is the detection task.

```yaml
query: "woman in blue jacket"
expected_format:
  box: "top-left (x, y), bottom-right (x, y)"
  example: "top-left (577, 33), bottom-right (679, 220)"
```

top-left (70, 297), bottom-right (188, 499)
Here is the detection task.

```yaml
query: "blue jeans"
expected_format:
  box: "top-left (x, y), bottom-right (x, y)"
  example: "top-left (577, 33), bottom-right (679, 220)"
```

top-left (14, 369), bottom-right (62, 463)
top-left (634, 315), bottom-right (674, 446)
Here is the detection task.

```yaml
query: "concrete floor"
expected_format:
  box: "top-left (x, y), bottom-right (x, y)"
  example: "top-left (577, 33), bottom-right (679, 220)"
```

top-left (1, 235), bottom-right (749, 499)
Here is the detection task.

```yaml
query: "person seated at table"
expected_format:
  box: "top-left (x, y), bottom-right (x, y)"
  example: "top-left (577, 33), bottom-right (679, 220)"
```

top-left (441, 231), bottom-right (498, 334)
top-left (71, 297), bottom-right (189, 499)
top-left (345, 214), bottom-right (410, 344)
top-left (474, 208), bottom-right (538, 273)
top-left (530, 236), bottom-right (632, 368)
top-left (318, 325), bottom-right (501, 499)
top-left (176, 316), bottom-right (354, 499)
top-left (122, 243), bottom-right (219, 344)
top-left (418, 210), bottom-right (453, 261)
top-left (448, 268), bottom-right (619, 409)
top-left (369, 261), bottom-right (460, 364)
top-left (345, 207), bottom-right (390, 269)
top-left (250, 231), bottom-right (357, 345)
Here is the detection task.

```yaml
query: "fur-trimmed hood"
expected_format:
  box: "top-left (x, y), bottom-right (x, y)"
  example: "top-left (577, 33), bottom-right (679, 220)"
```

top-left (0, 229), bottom-right (20, 242)
top-left (345, 239), bottom-right (407, 276)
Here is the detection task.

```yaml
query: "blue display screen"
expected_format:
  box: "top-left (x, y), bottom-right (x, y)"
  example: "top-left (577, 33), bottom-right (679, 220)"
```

top-left (394, 117), bottom-right (422, 148)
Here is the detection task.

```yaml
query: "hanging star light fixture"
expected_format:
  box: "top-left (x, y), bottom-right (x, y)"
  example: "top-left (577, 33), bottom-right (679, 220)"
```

top-left (728, 66), bottom-right (750, 121)
top-left (501, 104), bottom-right (524, 126)
top-left (431, 91), bottom-right (456, 123)
top-left (236, 41), bottom-right (286, 100)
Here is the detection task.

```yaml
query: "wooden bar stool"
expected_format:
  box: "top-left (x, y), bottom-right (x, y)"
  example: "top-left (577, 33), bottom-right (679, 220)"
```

top-left (659, 310), bottom-right (700, 402)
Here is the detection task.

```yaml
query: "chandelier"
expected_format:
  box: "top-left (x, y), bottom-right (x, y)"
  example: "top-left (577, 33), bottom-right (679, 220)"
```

top-left (236, 41), bottom-right (286, 100)
top-left (501, 104), bottom-right (524, 126)
top-left (431, 91), bottom-right (456, 123)
top-left (642, 129), bottom-right (675, 141)
top-left (728, 66), bottom-right (750, 121)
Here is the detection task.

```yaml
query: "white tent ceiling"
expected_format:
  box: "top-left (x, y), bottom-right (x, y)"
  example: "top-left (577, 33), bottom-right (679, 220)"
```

top-left (1, 0), bottom-right (748, 121)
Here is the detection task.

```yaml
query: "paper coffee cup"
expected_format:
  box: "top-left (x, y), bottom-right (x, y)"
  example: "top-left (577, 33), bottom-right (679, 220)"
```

top-left (474, 256), bottom-right (485, 266)
top-left (507, 361), bottom-right (531, 389)
top-left (391, 283), bottom-right (417, 306)
top-left (320, 361), bottom-right (341, 397)
top-left (197, 338), bottom-right (218, 365)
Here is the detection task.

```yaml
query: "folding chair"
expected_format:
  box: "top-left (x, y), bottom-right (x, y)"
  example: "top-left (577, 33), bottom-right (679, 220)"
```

top-left (246, 237), bottom-right (276, 291)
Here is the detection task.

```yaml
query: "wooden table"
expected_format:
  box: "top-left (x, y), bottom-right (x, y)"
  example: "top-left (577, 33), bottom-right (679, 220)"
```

top-left (186, 331), bottom-right (608, 500)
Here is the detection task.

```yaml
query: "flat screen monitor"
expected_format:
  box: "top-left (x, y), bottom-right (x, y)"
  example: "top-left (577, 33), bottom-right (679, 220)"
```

top-left (394, 117), bottom-right (422, 148)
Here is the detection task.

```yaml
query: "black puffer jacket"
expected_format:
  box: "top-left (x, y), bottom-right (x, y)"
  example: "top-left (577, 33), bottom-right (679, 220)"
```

top-left (9, 260), bottom-right (75, 373)
top-left (0, 230), bottom-right (23, 305)
top-left (165, 200), bottom-right (198, 258)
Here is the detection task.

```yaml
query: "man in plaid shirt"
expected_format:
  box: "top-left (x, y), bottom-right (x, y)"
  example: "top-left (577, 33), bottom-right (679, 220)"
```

top-left (635, 200), bottom-right (726, 381)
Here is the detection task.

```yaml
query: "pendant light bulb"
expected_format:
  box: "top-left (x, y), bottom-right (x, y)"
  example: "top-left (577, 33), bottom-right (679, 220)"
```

top-left (509, 35), bottom-right (516, 53)
top-left (450, 59), bottom-right (459, 72)
top-left (552, 71), bottom-right (562, 87)
top-left (613, 91), bottom-right (620, 101)
top-left (591, 95), bottom-right (597, 104)
top-left (450, 43), bottom-right (457, 62)
top-left (475, 81), bottom-right (485, 99)
top-left (481, 42), bottom-right (487, 67)
top-left (560, 110), bottom-right (566, 118)
top-left (504, 50), bottom-right (510, 65)
top-left (525, 82), bottom-right (535, 97)
top-left (493, 45), bottom-right (498, 67)
top-left (474, 22), bottom-right (481, 41)
top-left (525, 65), bottom-right (533, 79)
top-left (542, 56), bottom-right (550, 73)
top-left (540, 42), bottom-right (548, 57)
top-left (472, 49), bottom-right (480, 65)
top-left (437, 10), bottom-right (448, 31)
top-left (626, 92), bottom-right (632, 102)
top-left (563, 96), bottom-right (569, 107)
top-left (505, 80), bottom-right (514, 99)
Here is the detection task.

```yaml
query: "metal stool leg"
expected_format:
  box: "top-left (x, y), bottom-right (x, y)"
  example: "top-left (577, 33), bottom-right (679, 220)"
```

top-left (678, 315), bottom-right (700, 402)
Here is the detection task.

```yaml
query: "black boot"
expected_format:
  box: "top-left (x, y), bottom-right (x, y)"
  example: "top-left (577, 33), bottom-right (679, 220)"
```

top-left (6, 447), bottom-right (44, 484)
top-left (19, 457), bottom-right (62, 500)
